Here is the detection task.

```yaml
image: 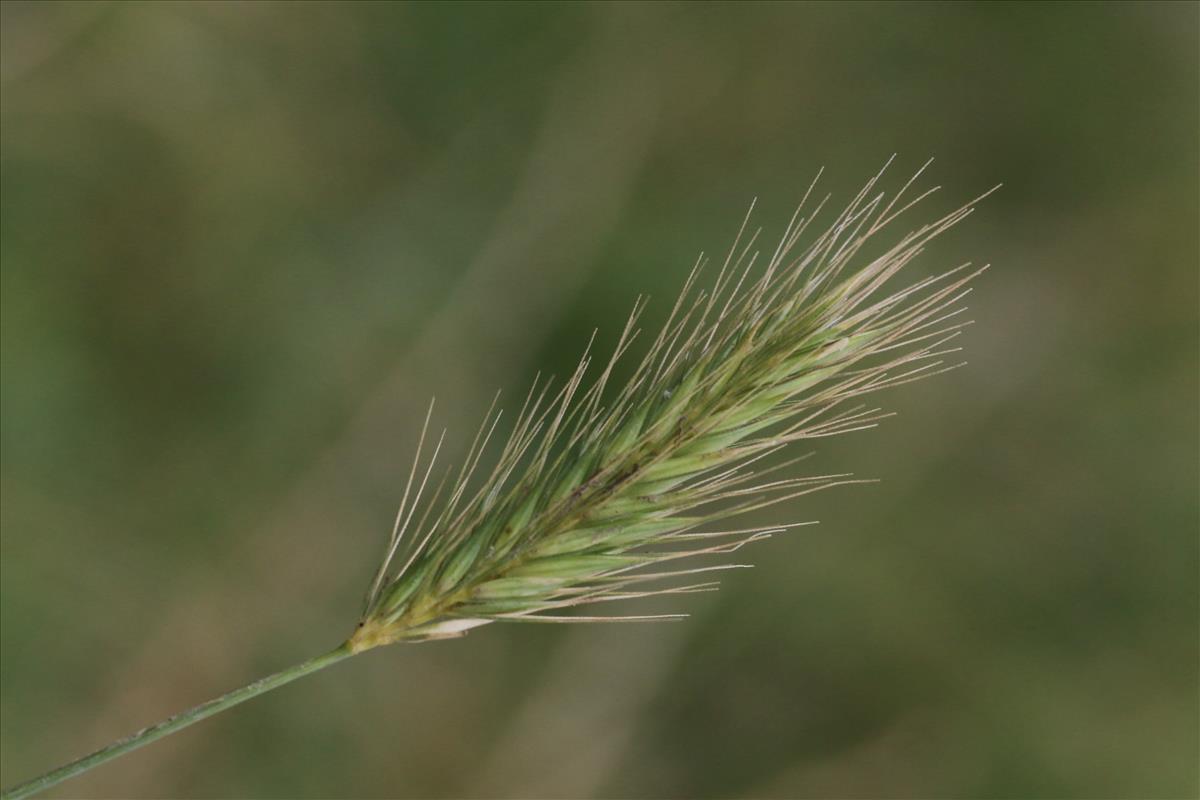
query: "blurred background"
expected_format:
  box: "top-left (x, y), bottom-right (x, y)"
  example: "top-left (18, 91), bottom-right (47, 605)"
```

top-left (1, 2), bottom-right (1196, 798)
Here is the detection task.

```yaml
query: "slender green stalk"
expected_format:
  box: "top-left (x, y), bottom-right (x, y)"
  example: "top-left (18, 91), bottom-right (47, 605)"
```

top-left (1, 644), bottom-right (354, 800)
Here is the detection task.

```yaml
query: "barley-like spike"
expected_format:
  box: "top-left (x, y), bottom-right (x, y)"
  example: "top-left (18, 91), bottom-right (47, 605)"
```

top-left (349, 164), bottom-right (994, 650)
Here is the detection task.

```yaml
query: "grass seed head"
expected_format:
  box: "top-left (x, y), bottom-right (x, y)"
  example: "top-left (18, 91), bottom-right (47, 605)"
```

top-left (349, 159), bottom-right (994, 651)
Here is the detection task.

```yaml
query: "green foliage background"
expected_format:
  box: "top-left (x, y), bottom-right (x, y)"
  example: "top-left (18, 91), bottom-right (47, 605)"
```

top-left (1, 2), bottom-right (1196, 797)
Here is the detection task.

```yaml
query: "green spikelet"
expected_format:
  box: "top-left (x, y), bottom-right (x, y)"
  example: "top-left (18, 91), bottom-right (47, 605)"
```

top-left (353, 161), bottom-right (993, 648)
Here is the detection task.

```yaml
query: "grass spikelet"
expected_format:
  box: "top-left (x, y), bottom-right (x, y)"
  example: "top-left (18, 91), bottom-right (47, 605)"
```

top-left (350, 159), bottom-right (995, 650)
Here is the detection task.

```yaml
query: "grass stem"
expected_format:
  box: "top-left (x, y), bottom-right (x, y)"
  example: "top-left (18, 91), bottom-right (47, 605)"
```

top-left (1, 644), bottom-right (355, 800)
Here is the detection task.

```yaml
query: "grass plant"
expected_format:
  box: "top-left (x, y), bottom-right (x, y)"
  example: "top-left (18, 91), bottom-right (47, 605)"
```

top-left (1, 161), bottom-right (992, 799)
